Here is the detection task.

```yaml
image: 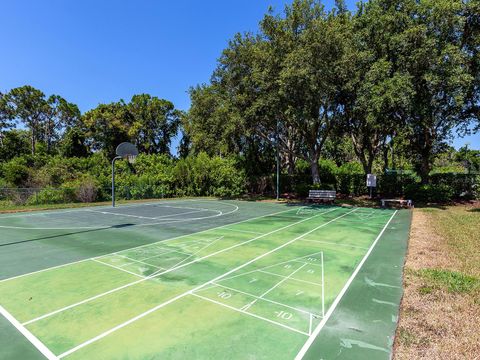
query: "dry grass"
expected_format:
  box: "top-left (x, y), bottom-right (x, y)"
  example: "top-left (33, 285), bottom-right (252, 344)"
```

top-left (394, 205), bottom-right (480, 359)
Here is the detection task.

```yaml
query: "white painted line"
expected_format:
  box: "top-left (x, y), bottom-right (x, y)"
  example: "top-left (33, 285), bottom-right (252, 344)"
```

top-left (0, 205), bottom-right (297, 284)
top-left (218, 250), bottom-right (326, 283)
top-left (0, 305), bottom-right (58, 360)
top-left (0, 201), bottom-right (239, 229)
top-left (257, 270), bottom-right (323, 287)
top-left (152, 208), bottom-right (207, 219)
top-left (202, 282), bottom-right (322, 317)
top-left (90, 259), bottom-right (146, 280)
top-left (191, 293), bottom-right (310, 336)
top-left (23, 209), bottom-right (337, 325)
top-left (85, 209), bottom-right (156, 220)
top-left (243, 263), bottom-right (307, 308)
top-left (166, 236), bottom-right (224, 269)
top-left (309, 313), bottom-right (313, 335)
top-left (294, 210), bottom-right (398, 360)
top-left (299, 239), bottom-right (369, 250)
top-left (116, 255), bottom-right (163, 269)
top-left (321, 252), bottom-right (325, 317)
top-left (221, 227), bottom-right (264, 235)
top-left (57, 208), bottom-right (355, 358)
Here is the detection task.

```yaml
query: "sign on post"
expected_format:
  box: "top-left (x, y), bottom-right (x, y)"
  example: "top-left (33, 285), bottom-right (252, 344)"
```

top-left (366, 174), bottom-right (376, 199)
top-left (366, 174), bottom-right (377, 187)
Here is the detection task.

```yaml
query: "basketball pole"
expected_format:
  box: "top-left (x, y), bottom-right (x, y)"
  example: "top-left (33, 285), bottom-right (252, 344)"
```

top-left (276, 119), bottom-right (280, 201)
top-left (111, 156), bottom-right (122, 207)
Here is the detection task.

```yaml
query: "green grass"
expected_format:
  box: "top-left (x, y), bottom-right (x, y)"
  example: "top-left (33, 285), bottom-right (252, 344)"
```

top-left (415, 269), bottom-right (480, 294)
top-left (420, 205), bottom-right (480, 278)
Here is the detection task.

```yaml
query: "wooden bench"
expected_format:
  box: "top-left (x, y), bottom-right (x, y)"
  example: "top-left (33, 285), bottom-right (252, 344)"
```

top-left (307, 190), bottom-right (336, 203)
top-left (381, 199), bottom-right (413, 208)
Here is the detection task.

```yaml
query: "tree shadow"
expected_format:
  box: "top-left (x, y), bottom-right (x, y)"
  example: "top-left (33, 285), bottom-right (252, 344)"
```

top-left (0, 223), bottom-right (135, 248)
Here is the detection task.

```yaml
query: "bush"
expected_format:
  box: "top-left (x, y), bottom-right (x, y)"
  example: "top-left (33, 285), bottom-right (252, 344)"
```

top-left (26, 187), bottom-right (76, 205)
top-left (76, 179), bottom-right (98, 203)
top-left (404, 183), bottom-right (454, 203)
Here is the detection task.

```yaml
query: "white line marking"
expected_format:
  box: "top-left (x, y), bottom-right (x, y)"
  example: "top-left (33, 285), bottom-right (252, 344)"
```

top-left (244, 263), bottom-right (307, 307)
top-left (0, 205), bottom-right (297, 284)
top-left (116, 255), bottom-right (163, 269)
top-left (299, 239), bottom-right (369, 250)
top-left (321, 252), bottom-right (325, 317)
top-left (191, 293), bottom-right (310, 336)
top-left (0, 201), bottom-right (239, 229)
top-left (309, 313), bottom-right (313, 335)
top-left (56, 208), bottom-right (355, 358)
top-left (85, 209), bottom-right (156, 220)
top-left (201, 282), bottom-right (322, 317)
top-left (90, 259), bottom-right (147, 280)
top-left (166, 236), bottom-right (224, 269)
top-left (257, 270), bottom-right (323, 287)
top-left (152, 208), bottom-right (207, 219)
top-left (217, 250), bottom-right (326, 283)
top-left (22, 209), bottom-right (338, 325)
top-left (294, 210), bottom-right (398, 360)
top-left (221, 227), bottom-right (264, 235)
top-left (0, 305), bottom-right (58, 360)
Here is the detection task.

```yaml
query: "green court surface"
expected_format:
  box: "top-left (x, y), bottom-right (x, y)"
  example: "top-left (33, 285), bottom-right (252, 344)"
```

top-left (0, 200), bottom-right (411, 359)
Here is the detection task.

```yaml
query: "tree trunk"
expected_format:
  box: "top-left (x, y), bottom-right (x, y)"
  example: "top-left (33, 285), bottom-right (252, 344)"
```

top-left (31, 130), bottom-right (36, 155)
top-left (419, 150), bottom-right (431, 184)
top-left (310, 159), bottom-right (321, 184)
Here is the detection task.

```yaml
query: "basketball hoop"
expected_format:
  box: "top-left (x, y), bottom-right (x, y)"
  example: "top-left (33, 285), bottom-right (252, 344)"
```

top-left (112, 142), bottom-right (139, 207)
top-left (126, 154), bottom-right (137, 164)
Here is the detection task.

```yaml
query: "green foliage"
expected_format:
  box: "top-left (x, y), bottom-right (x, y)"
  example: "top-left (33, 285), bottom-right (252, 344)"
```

top-left (416, 269), bottom-right (480, 294)
top-left (1, 157), bottom-right (30, 186)
top-left (404, 183), bottom-right (455, 203)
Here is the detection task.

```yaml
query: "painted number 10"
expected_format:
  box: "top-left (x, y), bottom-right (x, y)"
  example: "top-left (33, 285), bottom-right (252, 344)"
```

top-left (275, 311), bottom-right (293, 320)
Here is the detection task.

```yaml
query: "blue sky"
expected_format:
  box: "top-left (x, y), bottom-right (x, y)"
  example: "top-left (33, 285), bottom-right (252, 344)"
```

top-left (1, 0), bottom-right (478, 151)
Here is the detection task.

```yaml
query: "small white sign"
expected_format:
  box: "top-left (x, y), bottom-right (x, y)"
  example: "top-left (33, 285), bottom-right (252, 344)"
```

top-left (366, 174), bottom-right (377, 187)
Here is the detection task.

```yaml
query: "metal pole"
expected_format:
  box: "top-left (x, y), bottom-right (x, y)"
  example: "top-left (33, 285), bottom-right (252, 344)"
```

top-left (276, 119), bottom-right (280, 201)
top-left (112, 156), bottom-right (121, 207)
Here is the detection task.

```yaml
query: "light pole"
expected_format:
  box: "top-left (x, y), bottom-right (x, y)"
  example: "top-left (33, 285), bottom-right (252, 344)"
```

top-left (111, 156), bottom-right (122, 207)
top-left (276, 119), bottom-right (280, 201)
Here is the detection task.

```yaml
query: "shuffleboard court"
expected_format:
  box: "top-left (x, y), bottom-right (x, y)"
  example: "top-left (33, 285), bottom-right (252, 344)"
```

top-left (0, 200), bottom-right (411, 359)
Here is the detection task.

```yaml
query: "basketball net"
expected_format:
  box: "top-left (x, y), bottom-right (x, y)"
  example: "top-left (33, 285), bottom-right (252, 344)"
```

top-left (126, 154), bottom-right (137, 164)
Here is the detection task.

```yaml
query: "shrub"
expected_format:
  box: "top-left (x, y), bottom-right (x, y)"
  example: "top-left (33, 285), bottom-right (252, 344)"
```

top-left (404, 183), bottom-right (454, 203)
top-left (76, 179), bottom-right (98, 203)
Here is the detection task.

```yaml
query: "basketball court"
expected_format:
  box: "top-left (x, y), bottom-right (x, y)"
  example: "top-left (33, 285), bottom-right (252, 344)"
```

top-left (0, 199), bottom-right (411, 359)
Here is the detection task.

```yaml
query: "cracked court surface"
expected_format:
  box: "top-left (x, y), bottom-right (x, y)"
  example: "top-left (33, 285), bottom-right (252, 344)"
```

top-left (0, 200), bottom-right (411, 359)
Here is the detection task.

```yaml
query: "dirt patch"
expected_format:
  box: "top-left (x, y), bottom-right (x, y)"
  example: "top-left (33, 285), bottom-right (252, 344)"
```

top-left (394, 209), bottom-right (480, 359)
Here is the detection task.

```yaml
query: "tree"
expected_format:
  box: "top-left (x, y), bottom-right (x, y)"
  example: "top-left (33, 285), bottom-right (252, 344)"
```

top-left (44, 95), bottom-right (81, 153)
top-left (0, 92), bottom-right (14, 147)
top-left (396, 0), bottom-right (476, 183)
top-left (2, 86), bottom-right (49, 155)
top-left (127, 94), bottom-right (181, 155)
top-left (82, 101), bottom-right (131, 157)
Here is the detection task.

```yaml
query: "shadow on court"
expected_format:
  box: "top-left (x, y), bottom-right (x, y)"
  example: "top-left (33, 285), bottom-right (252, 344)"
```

top-left (0, 223), bottom-right (135, 248)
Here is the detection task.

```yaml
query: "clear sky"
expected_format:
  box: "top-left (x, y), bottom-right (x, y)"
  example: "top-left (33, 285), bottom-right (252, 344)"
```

top-left (1, 0), bottom-right (478, 151)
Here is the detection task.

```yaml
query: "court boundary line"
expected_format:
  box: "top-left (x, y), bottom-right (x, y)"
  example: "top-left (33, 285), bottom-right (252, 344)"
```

top-left (257, 270), bottom-right (323, 287)
top-left (91, 259), bottom-right (147, 279)
top-left (204, 282), bottom-right (322, 317)
top-left (218, 250), bottom-right (326, 283)
top-left (21, 208), bottom-right (338, 325)
top-left (299, 238), bottom-right (370, 250)
top-left (0, 202), bottom-right (239, 230)
top-left (0, 205), bottom-right (310, 284)
top-left (0, 305), bottom-right (58, 360)
top-left (56, 208), bottom-right (356, 358)
top-left (191, 293), bottom-right (310, 336)
top-left (294, 210), bottom-right (398, 360)
top-left (241, 263), bottom-right (308, 310)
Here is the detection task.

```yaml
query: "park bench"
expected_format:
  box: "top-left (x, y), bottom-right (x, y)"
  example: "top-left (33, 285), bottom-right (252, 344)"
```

top-left (307, 189), bottom-right (336, 203)
top-left (381, 199), bottom-right (413, 208)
